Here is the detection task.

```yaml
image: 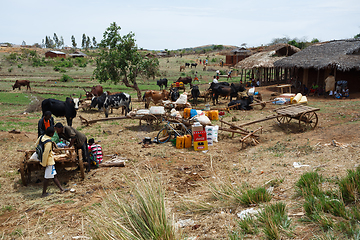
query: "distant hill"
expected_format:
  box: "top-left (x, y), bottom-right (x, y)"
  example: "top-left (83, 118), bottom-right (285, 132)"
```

top-left (176, 44), bottom-right (238, 52)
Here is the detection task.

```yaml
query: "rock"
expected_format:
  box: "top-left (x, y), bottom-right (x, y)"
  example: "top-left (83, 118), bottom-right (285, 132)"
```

top-left (176, 219), bottom-right (195, 228)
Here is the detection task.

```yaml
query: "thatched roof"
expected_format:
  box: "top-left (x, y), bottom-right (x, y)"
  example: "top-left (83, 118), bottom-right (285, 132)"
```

top-left (274, 39), bottom-right (360, 71)
top-left (231, 47), bottom-right (252, 55)
top-left (235, 50), bottom-right (285, 69)
top-left (233, 44), bottom-right (300, 69)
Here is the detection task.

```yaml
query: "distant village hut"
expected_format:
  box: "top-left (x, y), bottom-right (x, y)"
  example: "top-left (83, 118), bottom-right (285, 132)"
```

top-left (69, 51), bottom-right (87, 58)
top-left (274, 39), bottom-right (360, 92)
top-left (235, 44), bottom-right (300, 85)
top-left (226, 47), bottom-right (252, 66)
top-left (45, 51), bottom-right (66, 58)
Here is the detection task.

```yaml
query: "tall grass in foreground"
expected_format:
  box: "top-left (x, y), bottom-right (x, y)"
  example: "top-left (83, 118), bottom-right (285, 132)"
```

top-left (88, 173), bottom-right (176, 240)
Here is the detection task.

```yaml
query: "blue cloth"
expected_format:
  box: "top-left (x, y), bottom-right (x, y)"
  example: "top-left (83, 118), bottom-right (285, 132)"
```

top-left (57, 142), bottom-right (67, 148)
top-left (190, 109), bottom-right (197, 118)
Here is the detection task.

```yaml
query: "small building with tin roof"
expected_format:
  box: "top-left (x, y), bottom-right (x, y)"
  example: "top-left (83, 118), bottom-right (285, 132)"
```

top-left (45, 50), bottom-right (66, 58)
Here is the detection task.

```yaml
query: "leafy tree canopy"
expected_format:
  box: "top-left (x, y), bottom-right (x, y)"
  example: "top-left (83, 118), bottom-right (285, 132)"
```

top-left (93, 22), bottom-right (159, 100)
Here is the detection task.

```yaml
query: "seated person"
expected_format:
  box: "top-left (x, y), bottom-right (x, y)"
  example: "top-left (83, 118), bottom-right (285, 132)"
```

top-left (343, 87), bottom-right (349, 98)
top-left (88, 138), bottom-right (103, 165)
top-left (309, 84), bottom-right (318, 95)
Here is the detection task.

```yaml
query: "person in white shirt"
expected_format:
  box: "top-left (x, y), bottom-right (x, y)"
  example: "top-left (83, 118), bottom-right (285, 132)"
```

top-left (212, 76), bottom-right (219, 84)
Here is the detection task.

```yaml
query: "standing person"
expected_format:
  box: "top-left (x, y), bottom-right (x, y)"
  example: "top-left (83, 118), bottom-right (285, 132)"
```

top-left (199, 59), bottom-right (202, 64)
top-left (194, 71), bottom-right (199, 82)
top-left (216, 70), bottom-right (220, 80)
top-left (324, 73), bottom-right (336, 97)
top-left (54, 123), bottom-right (91, 172)
top-left (227, 70), bottom-right (232, 80)
top-left (36, 126), bottom-right (67, 197)
top-left (38, 111), bottom-right (54, 137)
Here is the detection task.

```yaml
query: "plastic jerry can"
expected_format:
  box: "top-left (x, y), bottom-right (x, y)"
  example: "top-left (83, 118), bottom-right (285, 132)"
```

top-left (176, 136), bottom-right (185, 149)
top-left (184, 108), bottom-right (191, 119)
top-left (210, 110), bottom-right (219, 120)
top-left (184, 134), bottom-right (192, 148)
top-left (205, 111), bottom-right (211, 120)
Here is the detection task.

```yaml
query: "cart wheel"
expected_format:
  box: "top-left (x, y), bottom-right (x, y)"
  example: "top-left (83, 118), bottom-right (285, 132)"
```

top-left (20, 161), bottom-right (27, 186)
top-left (157, 127), bottom-right (171, 143)
top-left (78, 149), bottom-right (85, 180)
top-left (299, 112), bottom-right (318, 131)
top-left (276, 115), bottom-right (292, 124)
top-left (139, 114), bottom-right (159, 126)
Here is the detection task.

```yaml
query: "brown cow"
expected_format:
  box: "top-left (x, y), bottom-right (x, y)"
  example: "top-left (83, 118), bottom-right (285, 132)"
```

top-left (13, 80), bottom-right (31, 91)
top-left (180, 66), bottom-right (185, 72)
top-left (143, 90), bottom-right (170, 109)
top-left (84, 85), bottom-right (103, 98)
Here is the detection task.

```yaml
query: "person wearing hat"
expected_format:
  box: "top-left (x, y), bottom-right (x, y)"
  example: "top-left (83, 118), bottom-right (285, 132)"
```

top-left (54, 123), bottom-right (91, 172)
top-left (38, 111), bottom-right (55, 137)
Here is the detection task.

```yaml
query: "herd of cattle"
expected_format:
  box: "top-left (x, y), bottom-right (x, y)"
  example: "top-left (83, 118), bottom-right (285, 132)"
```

top-left (11, 75), bottom-right (254, 123)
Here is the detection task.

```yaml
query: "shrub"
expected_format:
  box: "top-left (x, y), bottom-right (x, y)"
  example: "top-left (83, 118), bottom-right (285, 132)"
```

top-left (17, 64), bottom-right (22, 68)
top-left (295, 171), bottom-right (323, 197)
top-left (339, 167), bottom-right (360, 203)
top-left (8, 67), bottom-right (13, 72)
top-left (88, 173), bottom-right (176, 240)
top-left (239, 187), bottom-right (272, 206)
top-left (60, 74), bottom-right (73, 82)
top-left (53, 66), bottom-right (60, 71)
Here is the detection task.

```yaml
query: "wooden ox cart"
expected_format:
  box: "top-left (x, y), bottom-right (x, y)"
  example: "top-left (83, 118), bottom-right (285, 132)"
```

top-left (19, 147), bottom-right (85, 186)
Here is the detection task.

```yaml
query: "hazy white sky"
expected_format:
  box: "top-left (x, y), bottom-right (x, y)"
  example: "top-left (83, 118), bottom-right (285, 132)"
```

top-left (1, 0), bottom-right (359, 50)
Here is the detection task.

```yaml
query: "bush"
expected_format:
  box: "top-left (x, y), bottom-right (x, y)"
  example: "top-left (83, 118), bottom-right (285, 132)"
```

top-left (240, 187), bottom-right (272, 206)
top-left (88, 173), bottom-right (176, 240)
top-left (53, 66), bottom-right (60, 71)
top-left (339, 167), bottom-right (360, 203)
top-left (295, 171), bottom-right (323, 197)
top-left (17, 64), bottom-right (22, 68)
top-left (60, 74), bottom-right (73, 82)
top-left (8, 67), bottom-right (13, 72)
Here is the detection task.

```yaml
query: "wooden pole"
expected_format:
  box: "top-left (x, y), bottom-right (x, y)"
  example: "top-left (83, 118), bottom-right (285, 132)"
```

top-left (238, 115), bottom-right (278, 127)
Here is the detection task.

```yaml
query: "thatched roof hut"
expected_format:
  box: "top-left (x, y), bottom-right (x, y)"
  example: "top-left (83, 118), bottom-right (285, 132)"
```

top-left (234, 44), bottom-right (300, 85)
top-left (274, 39), bottom-right (360, 71)
top-left (236, 44), bottom-right (300, 69)
top-left (274, 39), bottom-right (360, 92)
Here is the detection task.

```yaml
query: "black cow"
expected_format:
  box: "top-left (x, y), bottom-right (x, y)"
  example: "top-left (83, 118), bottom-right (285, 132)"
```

top-left (91, 92), bottom-right (131, 118)
top-left (208, 82), bottom-right (231, 105)
top-left (170, 88), bottom-right (180, 102)
top-left (41, 97), bottom-right (79, 126)
top-left (191, 63), bottom-right (198, 68)
top-left (228, 96), bottom-right (253, 110)
top-left (156, 78), bottom-right (168, 90)
top-left (185, 63), bottom-right (190, 67)
top-left (191, 85), bottom-right (200, 105)
top-left (230, 83), bottom-right (246, 101)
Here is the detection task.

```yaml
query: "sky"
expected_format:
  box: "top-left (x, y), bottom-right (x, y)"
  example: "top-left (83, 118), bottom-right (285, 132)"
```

top-left (1, 0), bottom-right (360, 50)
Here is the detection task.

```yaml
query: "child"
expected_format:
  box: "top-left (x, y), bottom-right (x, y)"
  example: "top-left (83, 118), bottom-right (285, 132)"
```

top-left (36, 126), bottom-right (67, 197)
top-left (88, 138), bottom-right (103, 165)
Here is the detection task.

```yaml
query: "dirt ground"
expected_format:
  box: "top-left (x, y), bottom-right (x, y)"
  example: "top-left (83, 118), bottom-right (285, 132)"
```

top-left (0, 83), bottom-right (359, 239)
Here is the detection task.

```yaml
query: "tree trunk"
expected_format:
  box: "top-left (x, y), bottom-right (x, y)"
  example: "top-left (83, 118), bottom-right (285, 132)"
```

top-left (122, 78), bottom-right (142, 101)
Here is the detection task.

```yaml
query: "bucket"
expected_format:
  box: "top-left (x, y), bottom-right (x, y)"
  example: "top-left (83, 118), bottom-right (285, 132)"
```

top-left (176, 136), bottom-right (184, 149)
top-left (205, 104), bottom-right (210, 111)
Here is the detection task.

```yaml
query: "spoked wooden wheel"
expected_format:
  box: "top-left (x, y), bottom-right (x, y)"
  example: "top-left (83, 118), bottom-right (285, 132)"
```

top-left (299, 111), bottom-right (318, 131)
top-left (20, 161), bottom-right (27, 186)
top-left (139, 114), bottom-right (159, 126)
top-left (78, 149), bottom-right (85, 180)
top-left (276, 115), bottom-right (292, 124)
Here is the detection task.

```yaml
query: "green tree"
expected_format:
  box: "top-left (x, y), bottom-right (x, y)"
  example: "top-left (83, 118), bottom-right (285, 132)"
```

top-left (311, 38), bottom-right (320, 43)
top-left (81, 34), bottom-right (86, 49)
top-left (71, 35), bottom-right (77, 49)
top-left (59, 36), bottom-right (64, 49)
top-left (355, 34), bottom-right (360, 39)
top-left (53, 33), bottom-right (59, 49)
top-left (86, 36), bottom-right (91, 49)
top-left (93, 22), bottom-right (160, 100)
top-left (92, 37), bottom-right (97, 48)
